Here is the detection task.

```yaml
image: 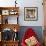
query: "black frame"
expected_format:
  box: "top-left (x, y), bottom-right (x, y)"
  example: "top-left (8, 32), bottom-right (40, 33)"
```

top-left (24, 7), bottom-right (38, 21)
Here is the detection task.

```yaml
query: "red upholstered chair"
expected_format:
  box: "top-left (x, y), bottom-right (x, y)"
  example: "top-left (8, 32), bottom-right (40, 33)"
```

top-left (21, 28), bottom-right (41, 46)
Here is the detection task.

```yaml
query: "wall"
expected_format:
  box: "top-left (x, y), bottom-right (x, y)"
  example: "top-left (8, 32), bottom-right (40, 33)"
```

top-left (18, 0), bottom-right (44, 26)
top-left (0, 0), bottom-right (44, 26)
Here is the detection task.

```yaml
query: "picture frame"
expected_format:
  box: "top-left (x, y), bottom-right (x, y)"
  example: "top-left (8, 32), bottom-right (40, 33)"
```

top-left (2, 10), bottom-right (9, 15)
top-left (9, 10), bottom-right (15, 15)
top-left (24, 7), bottom-right (38, 21)
top-left (9, 10), bottom-right (18, 15)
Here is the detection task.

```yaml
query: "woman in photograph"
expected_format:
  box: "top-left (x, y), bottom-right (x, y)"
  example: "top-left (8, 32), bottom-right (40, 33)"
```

top-left (26, 9), bottom-right (35, 18)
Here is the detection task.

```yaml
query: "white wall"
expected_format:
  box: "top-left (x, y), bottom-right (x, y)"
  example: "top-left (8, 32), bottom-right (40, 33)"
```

top-left (0, 0), bottom-right (44, 26)
top-left (19, 0), bottom-right (44, 26)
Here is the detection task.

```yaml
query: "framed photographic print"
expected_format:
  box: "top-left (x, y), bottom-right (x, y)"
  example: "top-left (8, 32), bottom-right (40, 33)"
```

top-left (9, 10), bottom-right (18, 15)
top-left (24, 7), bottom-right (38, 21)
top-left (9, 10), bottom-right (15, 15)
top-left (2, 10), bottom-right (9, 15)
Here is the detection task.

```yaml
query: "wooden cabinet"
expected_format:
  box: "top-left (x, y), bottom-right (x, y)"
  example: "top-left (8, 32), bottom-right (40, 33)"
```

top-left (0, 7), bottom-right (20, 46)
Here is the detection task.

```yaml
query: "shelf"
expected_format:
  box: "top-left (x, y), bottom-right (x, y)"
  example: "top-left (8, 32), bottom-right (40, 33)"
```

top-left (0, 7), bottom-right (19, 15)
top-left (2, 40), bottom-right (19, 43)
top-left (0, 7), bottom-right (19, 24)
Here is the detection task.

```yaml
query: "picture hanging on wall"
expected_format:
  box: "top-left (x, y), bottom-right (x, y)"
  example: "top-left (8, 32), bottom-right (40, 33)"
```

top-left (24, 7), bottom-right (38, 21)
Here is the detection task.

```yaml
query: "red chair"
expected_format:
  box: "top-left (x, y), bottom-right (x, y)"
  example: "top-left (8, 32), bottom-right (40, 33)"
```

top-left (21, 28), bottom-right (41, 46)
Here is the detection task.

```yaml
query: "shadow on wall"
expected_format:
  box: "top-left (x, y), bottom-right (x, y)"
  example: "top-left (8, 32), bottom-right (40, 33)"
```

top-left (18, 26), bottom-right (43, 44)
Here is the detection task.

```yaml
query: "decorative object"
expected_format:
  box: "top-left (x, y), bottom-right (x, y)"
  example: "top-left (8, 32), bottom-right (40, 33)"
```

top-left (2, 16), bottom-right (8, 24)
top-left (21, 28), bottom-right (41, 46)
top-left (2, 10), bottom-right (9, 15)
top-left (9, 10), bottom-right (18, 15)
top-left (2, 28), bottom-right (13, 41)
top-left (14, 28), bottom-right (17, 32)
top-left (9, 10), bottom-right (15, 15)
top-left (13, 32), bottom-right (18, 41)
top-left (24, 7), bottom-right (38, 21)
top-left (13, 28), bottom-right (18, 40)
top-left (15, 0), bottom-right (17, 7)
top-left (5, 18), bottom-right (8, 24)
